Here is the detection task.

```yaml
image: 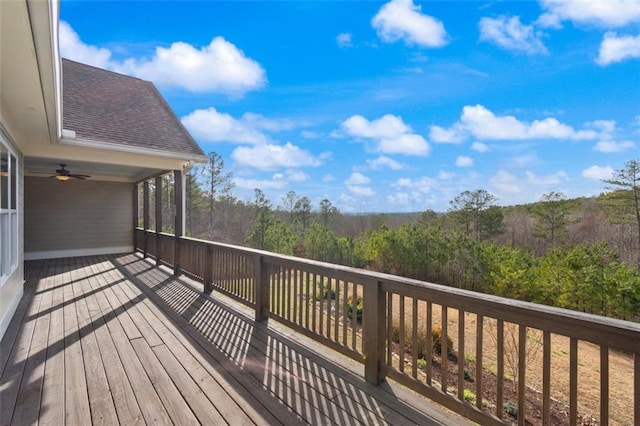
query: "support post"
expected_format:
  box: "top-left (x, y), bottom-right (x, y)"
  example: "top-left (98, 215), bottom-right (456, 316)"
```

top-left (155, 176), bottom-right (162, 266)
top-left (133, 183), bottom-right (139, 249)
top-left (173, 169), bottom-right (183, 276)
top-left (254, 255), bottom-right (270, 322)
top-left (204, 244), bottom-right (214, 293)
top-left (363, 279), bottom-right (385, 385)
top-left (143, 180), bottom-right (150, 258)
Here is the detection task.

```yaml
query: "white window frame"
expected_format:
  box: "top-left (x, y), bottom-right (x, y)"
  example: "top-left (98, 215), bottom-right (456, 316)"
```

top-left (0, 132), bottom-right (19, 286)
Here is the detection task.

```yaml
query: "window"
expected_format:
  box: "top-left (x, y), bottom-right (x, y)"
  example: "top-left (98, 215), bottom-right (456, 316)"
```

top-left (0, 134), bottom-right (18, 283)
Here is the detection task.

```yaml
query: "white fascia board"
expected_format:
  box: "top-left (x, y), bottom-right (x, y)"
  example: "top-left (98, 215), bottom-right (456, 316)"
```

top-left (27, 0), bottom-right (61, 145)
top-left (59, 134), bottom-right (209, 164)
top-left (23, 141), bottom-right (188, 171)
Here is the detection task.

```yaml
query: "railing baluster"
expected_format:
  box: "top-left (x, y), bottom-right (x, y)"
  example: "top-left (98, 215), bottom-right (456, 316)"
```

top-left (570, 337), bottom-right (578, 426)
top-left (399, 295), bottom-right (405, 374)
top-left (386, 292), bottom-right (393, 366)
top-left (518, 324), bottom-right (526, 426)
top-left (351, 282), bottom-right (357, 351)
top-left (476, 315), bottom-right (483, 410)
top-left (326, 277), bottom-right (332, 340)
top-left (542, 330), bottom-right (550, 425)
top-left (297, 269), bottom-right (303, 326)
top-left (426, 301), bottom-right (432, 386)
top-left (286, 268), bottom-right (292, 322)
top-left (634, 353), bottom-right (639, 426)
top-left (442, 305), bottom-right (448, 394)
top-left (412, 298), bottom-right (418, 379)
top-left (279, 265), bottom-right (285, 318)
top-left (334, 279), bottom-right (340, 342)
top-left (497, 319), bottom-right (504, 419)
top-left (600, 345), bottom-right (608, 426)
top-left (312, 272), bottom-right (317, 333)
top-left (342, 280), bottom-right (348, 346)
top-left (319, 275), bottom-right (324, 336)
top-left (458, 309), bottom-right (465, 401)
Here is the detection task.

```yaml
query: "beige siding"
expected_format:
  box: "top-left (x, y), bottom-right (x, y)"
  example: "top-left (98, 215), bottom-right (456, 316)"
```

top-left (25, 177), bottom-right (133, 258)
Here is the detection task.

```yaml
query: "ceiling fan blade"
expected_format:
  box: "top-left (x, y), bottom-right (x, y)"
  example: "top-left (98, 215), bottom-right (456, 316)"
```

top-left (69, 174), bottom-right (91, 179)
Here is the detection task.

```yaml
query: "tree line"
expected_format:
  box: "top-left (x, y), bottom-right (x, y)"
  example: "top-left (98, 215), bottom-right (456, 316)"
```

top-left (144, 155), bottom-right (640, 321)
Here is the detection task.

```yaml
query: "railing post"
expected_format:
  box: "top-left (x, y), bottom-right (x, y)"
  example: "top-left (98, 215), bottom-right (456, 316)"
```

top-left (363, 279), bottom-right (385, 385)
top-left (173, 169), bottom-right (183, 276)
top-left (155, 176), bottom-right (162, 266)
top-left (143, 180), bottom-right (150, 258)
top-left (254, 255), bottom-right (270, 322)
top-left (204, 244), bottom-right (214, 293)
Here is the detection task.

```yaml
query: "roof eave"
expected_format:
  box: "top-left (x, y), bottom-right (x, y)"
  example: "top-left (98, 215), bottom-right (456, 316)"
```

top-left (60, 131), bottom-right (209, 164)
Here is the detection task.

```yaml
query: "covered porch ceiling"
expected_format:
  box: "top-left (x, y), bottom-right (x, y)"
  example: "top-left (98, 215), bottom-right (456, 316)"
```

top-left (24, 157), bottom-right (164, 183)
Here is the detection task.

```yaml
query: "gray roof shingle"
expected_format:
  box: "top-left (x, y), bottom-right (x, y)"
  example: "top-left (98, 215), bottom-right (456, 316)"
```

top-left (62, 58), bottom-right (205, 159)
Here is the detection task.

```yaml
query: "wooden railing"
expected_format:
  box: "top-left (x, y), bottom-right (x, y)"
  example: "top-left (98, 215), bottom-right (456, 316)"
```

top-left (134, 228), bottom-right (640, 425)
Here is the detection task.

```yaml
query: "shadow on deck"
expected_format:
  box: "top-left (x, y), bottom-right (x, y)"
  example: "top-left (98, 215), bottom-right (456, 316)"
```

top-left (1, 253), bottom-right (468, 425)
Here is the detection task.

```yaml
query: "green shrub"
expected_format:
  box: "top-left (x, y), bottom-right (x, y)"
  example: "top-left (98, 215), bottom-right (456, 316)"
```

top-left (463, 389), bottom-right (476, 404)
top-left (314, 283), bottom-right (338, 300)
top-left (431, 325), bottom-right (454, 356)
top-left (503, 401), bottom-right (518, 418)
top-left (346, 295), bottom-right (363, 322)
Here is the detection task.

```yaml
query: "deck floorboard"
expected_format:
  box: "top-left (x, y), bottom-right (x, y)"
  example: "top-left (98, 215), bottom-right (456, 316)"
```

top-left (0, 253), bottom-right (469, 426)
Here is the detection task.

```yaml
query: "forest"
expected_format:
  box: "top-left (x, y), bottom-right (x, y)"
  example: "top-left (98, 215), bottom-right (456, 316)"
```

top-left (144, 155), bottom-right (640, 322)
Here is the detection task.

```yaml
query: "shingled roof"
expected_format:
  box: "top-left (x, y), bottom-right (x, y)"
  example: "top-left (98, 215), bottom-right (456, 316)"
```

top-left (62, 58), bottom-right (205, 159)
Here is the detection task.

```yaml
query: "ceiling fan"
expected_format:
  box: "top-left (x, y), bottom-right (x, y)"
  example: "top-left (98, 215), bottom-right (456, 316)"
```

top-left (50, 164), bottom-right (91, 181)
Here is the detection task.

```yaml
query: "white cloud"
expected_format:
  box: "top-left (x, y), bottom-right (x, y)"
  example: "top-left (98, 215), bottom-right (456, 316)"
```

top-left (395, 176), bottom-right (435, 193)
top-left (429, 125), bottom-right (465, 143)
top-left (371, 0), bottom-right (448, 48)
top-left (115, 37), bottom-right (266, 95)
top-left (182, 108), bottom-right (269, 144)
top-left (341, 114), bottom-right (430, 156)
top-left (366, 156), bottom-right (405, 170)
top-left (438, 171), bottom-right (456, 180)
top-left (597, 32), bottom-right (640, 65)
top-left (59, 21), bottom-right (265, 96)
top-left (344, 172), bottom-right (371, 185)
top-left (525, 170), bottom-right (569, 185)
top-left (378, 134), bottom-right (431, 156)
top-left (285, 169), bottom-right (310, 183)
top-left (582, 165), bottom-right (614, 180)
top-left (322, 174), bottom-right (335, 183)
top-left (471, 141), bottom-right (491, 152)
top-left (479, 16), bottom-right (547, 54)
top-left (387, 192), bottom-right (411, 206)
top-left (301, 130), bottom-right (321, 139)
top-left (594, 139), bottom-right (636, 152)
top-left (337, 32), bottom-right (353, 48)
top-left (490, 170), bottom-right (521, 194)
top-left (233, 177), bottom-right (287, 190)
top-left (59, 21), bottom-right (112, 68)
top-left (347, 186), bottom-right (376, 197)
top-left (232, 143), bottom-right (323, 170)
top-left (510, 154), bottom-right (538, 168)
top-left (342, 114), bottom-right (411, 139)
top-left (433, 104), bottom-right (599, 142)
top-left (539, 0), bottom-right (640, 28)
top-left (456, 156), bottom-right (474, 167)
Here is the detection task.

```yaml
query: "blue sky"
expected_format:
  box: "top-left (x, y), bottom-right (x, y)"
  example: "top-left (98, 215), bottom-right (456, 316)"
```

top-left (60, 0), bottom-right (640, 213)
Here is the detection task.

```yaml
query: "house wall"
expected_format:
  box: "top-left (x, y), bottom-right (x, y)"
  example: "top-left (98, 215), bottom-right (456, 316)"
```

top-left (24, 177), bottom-right (133, 260)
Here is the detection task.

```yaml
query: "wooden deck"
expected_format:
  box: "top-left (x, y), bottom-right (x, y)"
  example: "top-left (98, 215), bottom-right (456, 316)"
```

top-left (1, 254), bottom-right (467, 425)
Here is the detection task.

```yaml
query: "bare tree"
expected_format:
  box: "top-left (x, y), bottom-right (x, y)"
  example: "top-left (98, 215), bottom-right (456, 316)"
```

top-left (531, 191), bottom-right (572, 249)
top-left (603, 159), bottom-right (640, 271)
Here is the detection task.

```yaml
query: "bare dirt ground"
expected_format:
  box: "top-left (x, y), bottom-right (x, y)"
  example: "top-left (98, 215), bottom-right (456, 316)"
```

top-left (391, 303), bottom-right (634, 425)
